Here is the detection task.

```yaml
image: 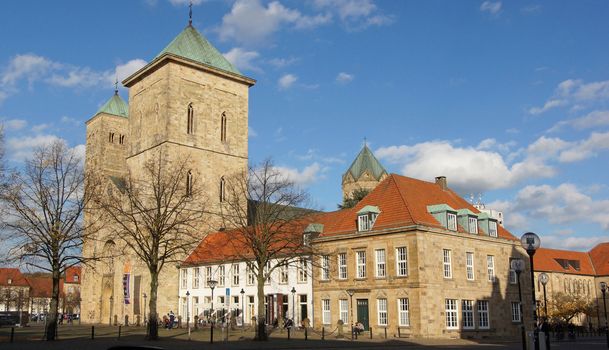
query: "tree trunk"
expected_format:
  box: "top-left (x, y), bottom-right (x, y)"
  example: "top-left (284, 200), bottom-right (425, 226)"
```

top-left (45, 268), bottom-right (61, 341)
top-left (147, 269), bottom-right (159, 340)
top-left (256, 271), bottom-right (267, 341)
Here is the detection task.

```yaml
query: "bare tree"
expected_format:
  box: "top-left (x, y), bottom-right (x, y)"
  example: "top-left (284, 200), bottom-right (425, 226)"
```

top-left (220, 159), bottom-right (317, 340)
top-left (0, 140), bottom-right (98, 340)
top-left (95, 151), bottom-right (206, 340)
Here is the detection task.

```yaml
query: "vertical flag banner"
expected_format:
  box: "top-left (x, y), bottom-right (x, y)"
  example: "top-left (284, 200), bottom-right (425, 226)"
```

top-left (123, 261), bottom-right (131, 304)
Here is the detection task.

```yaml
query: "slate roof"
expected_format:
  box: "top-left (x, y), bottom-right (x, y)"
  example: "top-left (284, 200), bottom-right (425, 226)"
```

top-left (95, 92), bottom-right (128, 118)
top-left (343, 145), bottom-right (387, 181)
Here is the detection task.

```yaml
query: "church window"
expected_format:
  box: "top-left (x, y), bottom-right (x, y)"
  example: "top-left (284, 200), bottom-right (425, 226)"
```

top-left (187, 103), bottom-right (194, 134)
top-left (109, 132), bottom-right (115, 143)
top-left (220, 112), bottom-right (227, 142)
top-left (186, 170), bottom-right (193, 197)
top-left (219, 177), bottom-right (225, 202)
top-left (119, 135), bottom-right (125, 145)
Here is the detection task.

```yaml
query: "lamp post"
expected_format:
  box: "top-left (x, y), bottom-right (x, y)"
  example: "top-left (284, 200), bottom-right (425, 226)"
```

top-left (539, 272), bottom-right (550, 350)
top-left (240, 288), bottom-right (245, 328)
top-left (521, 232), bottom-right (541, 350)
top-left (511, 258), bottom-right (526, 350)
top-left (143, 293), bottom-right (147, 328)
top-left (600, 282), bottom-right (608, 348)
top-left (208, 279), bottom-right (218, 344)
top-left (109, 295), bottom-right (114, 326)
top-left (291, 287), bottom-right (296, 324)
top-left (346, 289), bottom-right (355, 341)
top-left (186, 290), bottom-right (191, 340)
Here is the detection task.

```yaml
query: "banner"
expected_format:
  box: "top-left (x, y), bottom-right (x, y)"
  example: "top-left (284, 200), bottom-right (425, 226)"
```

top-left (123, 261), bottom-right (131, 305)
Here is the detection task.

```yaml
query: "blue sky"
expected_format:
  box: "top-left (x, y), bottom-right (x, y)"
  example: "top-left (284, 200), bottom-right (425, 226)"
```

top-left (1, 0), bottom-right (609, 251)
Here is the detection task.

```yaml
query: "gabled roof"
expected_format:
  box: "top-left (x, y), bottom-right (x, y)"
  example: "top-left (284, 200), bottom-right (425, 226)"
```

top-left (589, 242), bottom-right (609, 276)
top-left (95, 92), bottom-right (128, 118)
top-left (155, 25), bottom-right (241, 76)
top-left (25, 275), bottom-right (64, 298)
top-left (533, 247), bottom-right (596, 276)
top-left (0, 268), bottom-right (29, 287)
top-left (65, 266), bottom-right (81, 284)
top-left (343, 145), bottom-right (387, 181)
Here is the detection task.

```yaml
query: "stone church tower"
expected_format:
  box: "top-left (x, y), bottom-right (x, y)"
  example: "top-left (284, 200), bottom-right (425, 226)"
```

top-left (80, 22), bottom-right (255, 325)
top-left (342, 144), bottom-right (388, 199)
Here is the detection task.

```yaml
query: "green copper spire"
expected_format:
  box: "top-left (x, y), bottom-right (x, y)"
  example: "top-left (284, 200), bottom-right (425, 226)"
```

top-left (96, 91), bottom-right (128, 118)
top-left (345, 144), bottom-right (387, 180)
top-left (155, 25), bottom-right (241, 76)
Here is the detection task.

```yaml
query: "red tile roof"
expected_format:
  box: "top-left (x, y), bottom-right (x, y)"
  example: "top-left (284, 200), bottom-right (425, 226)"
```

top-left (0, 268), bottom-right (30, 287)
top-left (533, 247), bottom-right (596, 275)
top-left (65, 266), bottom-right (81, 284)
top-left (589, 242), bottom-right (609, 276)
top-left (26, 275), bottom-right (64, 298)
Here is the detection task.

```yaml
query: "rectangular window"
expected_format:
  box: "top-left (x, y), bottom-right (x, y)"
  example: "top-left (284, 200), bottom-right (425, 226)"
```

top-left (511, 302), bottom-right (521, 322)
top-left (279, 265), bottom-right (288, 284)
top-left (447, 213), bottom-right (457, 231)
top-left (356, 251), bottom-right (366, 278)
top-left (445, 299), bottom-right (458, 329)
top-left (298, 258), bottom-right (308, 283)
top-left (377, 298), bottom-right (388, 326)
top-left (509, 258), bottom-right (517, 284)
top-left (205, 266), bottom-right (212, 283)
top-left (193, 267), bottom-right (200, 289)
top-left (477, 300), bottom-right (489, 329)
top-left (339, 299), bottom-right (349, 323)
top-left (232, 264), bottom-right (239, 286)
top-left (466, 252), bottom-right (475, 281)
top-left (443, 249), bottom-right (452, 278)
top-left (487, 255), bottom-right (495, 282)
top-left (181, 269), bottom-right (188, 289)
top-left (396, 247), bottom-right (408, 277)
top-left (322, 299), bottom-right (331, 325)
top-left (398, 298), bottom-right (410, 326)
top-left (338, 253), bottom-right (347, 279)
top-left (247, 265), bottom-right (255, 286)
top-left (462, 300), bottom-right (474, 329)
top-left (489, 221), bottom-right (498, 237)
top-left (375, 249), bottom-right (386, 278)
top-left (321, 256), bottom-right (330, 281)
top-left (218, 265), bottom-right (225, 286)
top-left (264, 261), bottom-right (271, 284)
top-left (468, 217), bottom-right (478, 234)
top-left (358, 214), bottom-right (370, 231)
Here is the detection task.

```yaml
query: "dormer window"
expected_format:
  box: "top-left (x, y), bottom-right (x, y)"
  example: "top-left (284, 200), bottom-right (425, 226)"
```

top-left (73, 275), bottom-right (79, 282)
top-left (7, 278), bottom-right (12, 285)
top-left (357, 205), bottom-right (380, 232)
top-left (303, 232), bottom-right (311, 246)
top-left (488, 221), bottom-right (497, 237)
top-left (428, 204), bottom-right (458, 231)
top-left (468, 217), bottom-right (478, 234)
top-left (447, 213), bottom-right (457, 231)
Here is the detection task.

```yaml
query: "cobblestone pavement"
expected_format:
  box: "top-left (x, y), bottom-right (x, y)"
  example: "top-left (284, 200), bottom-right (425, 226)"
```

top-left (0, 324), bottom-right (606, 349)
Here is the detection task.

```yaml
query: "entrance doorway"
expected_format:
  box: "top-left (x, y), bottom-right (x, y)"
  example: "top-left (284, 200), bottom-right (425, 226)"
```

top-left (356, 299), bottom-right (369, 330)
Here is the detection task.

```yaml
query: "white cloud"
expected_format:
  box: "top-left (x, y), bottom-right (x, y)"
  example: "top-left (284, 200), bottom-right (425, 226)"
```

top-left (278, 74), bottom-right (297, 90)
top-left (521, 4), bottom-right (541, 14)
top-left (249, 126), bottom-right (258, 138)
top-left (541, 235), bottom-right (609, 251)
top-left (480, 1), bottom-right (502, 15)
top-left (48, 67), bottom-right (106, 88)
top-left (336, 72), bottom-right (354, 84)
top-left (223, 48), bottom-right (261, 72)
top-left (313, 0), bottom-right (393, 28)
top-left (60, 116), bottom-right (80, 126)
top-left (268, 57), bottom-right (299, 68)
top-left (31, 123), bottom-right (50, 133)
top-left (168, 0), bottom-right (203, 5)
top-left (3, 119), bottom-right (27, 130)
top-left (113, 59), bottom-right (147, 83)
top-left (528, 99), bottom-right (567, 115)
top-left (6, 134), bottom-right (63, 161)
top-left (548, 110), bottom-right (609, 133)
top-left (218, 0), bottom-right (331, 46)
top-left (274, 162), bottom-right (324, 185)
top-left (1, 54), bottom-right (56, 86)
top-left (558, 131), bottom-right (609, 162)
top-left (529, 79), bottom-right (609, 115)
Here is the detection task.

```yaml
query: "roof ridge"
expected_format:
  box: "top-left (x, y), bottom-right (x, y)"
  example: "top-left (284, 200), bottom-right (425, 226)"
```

top-left (388, 174), bottom-right (416, 225)
top-left (585, 251), bottom-right (597, 275)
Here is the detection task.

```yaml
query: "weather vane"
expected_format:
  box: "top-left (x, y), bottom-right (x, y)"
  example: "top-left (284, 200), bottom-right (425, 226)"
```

top-left (114, 76), bottom-right (119, 95)
top-left (189, 0), bottom-right (193, 26)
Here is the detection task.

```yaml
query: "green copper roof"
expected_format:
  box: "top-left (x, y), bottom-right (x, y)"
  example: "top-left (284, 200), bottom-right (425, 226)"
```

top-left (304, 223), bottom-right (324, 233)
top-left (357, 205), bottom-right (381, 215)
top-left (155, 25), bottom-right (241, 76)
top-left (96, 92), bottom-right (128, 118)
top-left (457, 209), bottom-right (477, 217)
top-left (345, 145), bottom-right (387, 180)
top-left (427, 204), bottom-right (457, 213)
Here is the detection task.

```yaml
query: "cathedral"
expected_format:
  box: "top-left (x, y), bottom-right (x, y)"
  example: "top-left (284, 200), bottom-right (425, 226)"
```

top-left (80, 20), bottom-right (255, 325)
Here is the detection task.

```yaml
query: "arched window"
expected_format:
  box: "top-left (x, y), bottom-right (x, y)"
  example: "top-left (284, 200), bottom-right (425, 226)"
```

top-left (187, 103), bottom-right (194, 134)
top-left (220, 112), bottom-right (227, 142)
top-left (186, 170), bottom-right (193, 197)
top-left (109, 132), bottom-right (115, 143)
top-left (219, 176), bottom-right (225, 202)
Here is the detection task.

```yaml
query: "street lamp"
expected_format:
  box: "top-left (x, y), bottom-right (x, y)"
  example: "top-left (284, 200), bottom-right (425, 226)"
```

top-left (240, 288), bottom-right (245, 328)
top-left (208, 279), bottom-right (218, 344)
top-left (186, 290), bottom-right (191, 340)
top-left (291, 287), bottom-right (296, 323)
top-left (521, 232), bottom-right (541, 350)
top-left (539, 272), bottom-right (550, 350)
top-left (346, 289), bottom-right (355, 341)
top-left (143, 293), bottom-right (147, 328)
top-left (511, 258), bottom-right (526, 350)
top-left (600, 282), bottom-right (608, 348)
top-left (109, 295), bottom-right (114, 326)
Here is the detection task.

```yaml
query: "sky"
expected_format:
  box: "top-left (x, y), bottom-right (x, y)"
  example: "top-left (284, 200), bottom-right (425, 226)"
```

top-left (1, 0), bottom-right (609, 252)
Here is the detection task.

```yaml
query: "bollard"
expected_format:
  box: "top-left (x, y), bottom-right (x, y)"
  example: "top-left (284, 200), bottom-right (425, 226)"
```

top-left (91, 325), bottom-right (95, 340)
top-left (10, 327), bottom-right (14, 343)
top-left (385, 327), bottom-right (387, 339)
top-left (370, 327), bottom-right (372, 339)
top-left (118, 325), bottom-right (122, 339)
top-left (398, 327), bottom-right (401, 338)
top-left (305, 327), bottom-right (308, 340)
top-left (322, 327), bottom-right (325, 340)
top-left (56, 324), bottom-right (58, 340)
top-left (287, 327), bottom-right (291, 340)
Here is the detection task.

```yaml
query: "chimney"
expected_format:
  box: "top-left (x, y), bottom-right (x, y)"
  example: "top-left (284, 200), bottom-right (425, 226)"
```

top-left (435, 176), bottom-right (447, 191)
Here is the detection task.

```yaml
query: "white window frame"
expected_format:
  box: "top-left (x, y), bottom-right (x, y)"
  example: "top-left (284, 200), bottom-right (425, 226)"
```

top-left (218, 265), bottom-right (225, 286)
top-left (321, 256), bottom-right (330, 281)
top-left (298, 258), bottom-right (308, 283)
top-left (232, 264), bottom-right (239, 286)
top-left (279, 264), bottom-right (289, 284)
top-left (193, 267), bottom-right (200, 289)
top-left (356, 251), bottom-right (366, 279)
top-left (396, 247), bottom-right (408, 277)
top-left (468, 216), bottom-right (478, 234)
top-left (487, 255), bottom-right (495, 282)
top-left (489, 220), bottom-right (498, 237)
top-left (339, 299), bottom-right (349, 323)
top-left (246, 265), bottom-right (255, 286)
top-left (377, 298), bottom-right (388, 326)
top-left (322, 299), bottom-right (331, 325)
top-left (375, 249), bottom-right (386, 278)
top-left (466, 252), bottom-right (475, 281)
top-left (447, 212), bottom-right (457, 231)
top-left (477, 300), bottom-right (490, 329)
top-left (181, 269), bottom-right (188, 289)
top-left (511, 302), bottom-right (521, 322)
top-left (443, 249), bottom-right (452, 278)
top-left (398, 298), bottom-right (410, 326)
top-left (358, 214), bottom-right (370, 231)
top-left (205, 266), bottom-right (212, 283)
top-left (445, 299), bottom-right (458, 329)
top-left (338, 253), bottom-right (347, 280)
top-left (462, 300), bottom-right (474, 329)
top-left (509, 258), bottom-right (517, 284)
